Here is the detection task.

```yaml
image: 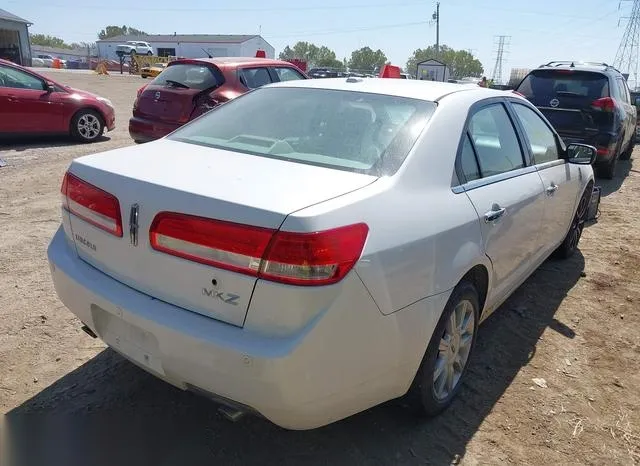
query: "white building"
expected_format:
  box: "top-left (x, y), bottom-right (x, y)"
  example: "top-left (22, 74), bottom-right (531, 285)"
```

top-left (96, 34), bottom-right (275, 61)
top-left (0, 8), bottom-right (31, 66)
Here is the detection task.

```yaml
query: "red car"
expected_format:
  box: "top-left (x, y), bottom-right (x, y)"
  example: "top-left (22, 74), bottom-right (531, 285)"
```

top-left (129, 57), bottom-right (308, 143)
top-left (0, 59), bottom-right (116, 142)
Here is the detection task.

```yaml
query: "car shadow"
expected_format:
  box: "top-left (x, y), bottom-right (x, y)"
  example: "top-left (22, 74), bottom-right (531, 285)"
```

top-left (0, 135), bottom-right (110, 152)
top-left (5, 253), bottom-right (586, 466)
top-left (598, 158), bottom-right (633, 197)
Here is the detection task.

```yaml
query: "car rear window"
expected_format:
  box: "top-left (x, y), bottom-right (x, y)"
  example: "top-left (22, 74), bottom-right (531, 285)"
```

top-left (169, 87), bottom-right (436, 175)
top-left (517, 70), bottom-right (609, 104)
top-left (150, 63), bottom-right (222, 90)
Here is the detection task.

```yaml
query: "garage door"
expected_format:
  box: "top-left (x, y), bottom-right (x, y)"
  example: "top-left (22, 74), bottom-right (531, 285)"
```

top-left (0, 29), bottom-right (22, 65)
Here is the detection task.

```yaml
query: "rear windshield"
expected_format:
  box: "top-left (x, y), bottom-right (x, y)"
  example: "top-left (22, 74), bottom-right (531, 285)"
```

top-left (517, 70), bottom-right (609, 104)
top-left (150, 63), bottom-right (221, 90)
top-left (168, 87), bottom-right (436, 175)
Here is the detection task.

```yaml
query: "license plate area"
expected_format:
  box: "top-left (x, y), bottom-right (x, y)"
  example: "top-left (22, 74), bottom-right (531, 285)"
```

top-left (90, 304), bottom-right (164, 376)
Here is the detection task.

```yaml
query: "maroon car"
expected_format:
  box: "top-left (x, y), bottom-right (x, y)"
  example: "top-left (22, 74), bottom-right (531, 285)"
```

top-left (129, 57), bottom-right (308, 143)
top-left (0, 59), bottom-right (116, 142)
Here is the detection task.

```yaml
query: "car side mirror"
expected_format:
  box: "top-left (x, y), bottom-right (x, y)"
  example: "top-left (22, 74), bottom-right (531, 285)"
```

top-left (567, 143), bottom-right (597, 165)
top-left (45, 82), bottom-right (55, 93)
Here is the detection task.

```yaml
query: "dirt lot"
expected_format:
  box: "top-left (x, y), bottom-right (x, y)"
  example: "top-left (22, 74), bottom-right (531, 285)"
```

top-left (1, 71), bottom-right (639, 466)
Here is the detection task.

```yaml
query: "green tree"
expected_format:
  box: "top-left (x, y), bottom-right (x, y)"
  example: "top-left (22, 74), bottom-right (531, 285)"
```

top-left (279, 41), bottom-right (344, 69)
top-left (348, 47), bottom-right (387, 73)
top-left (98, 25), bottom-right (147, 40)
top-left (407, 45), bottom-right (483, 79)
top-left (30, 34), bottom-right (71, 49)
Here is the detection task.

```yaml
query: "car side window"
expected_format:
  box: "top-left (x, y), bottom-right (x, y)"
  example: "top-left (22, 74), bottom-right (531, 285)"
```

top-left (239, 67), bottom-right (273, 89)
top-left (460, 132), bottom-right (481, 182)
top-left (618, 77), bottom-right (631, 104)
top-left (467, 103), bottom-right (525, 177)
top-left (0, 65), bottom-right (45, 90)
top-left (272, 67), bottom-right (306, 82)
top-left (512, 103), bottom-right (559, 164)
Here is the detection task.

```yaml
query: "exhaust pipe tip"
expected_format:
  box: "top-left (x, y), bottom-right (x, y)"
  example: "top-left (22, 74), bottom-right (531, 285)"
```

top-left (81, 324), bottom-right (98, 339)
top-left (218, 405), bottom-right (245, 422)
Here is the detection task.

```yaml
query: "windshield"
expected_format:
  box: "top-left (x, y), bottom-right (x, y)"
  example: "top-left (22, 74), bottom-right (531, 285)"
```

top-left (169, 87), bottom-right (436, 175)
top-left (517, 70), bottom-right (609, 106)
top-left (150, 63), bottom-right (221, 90)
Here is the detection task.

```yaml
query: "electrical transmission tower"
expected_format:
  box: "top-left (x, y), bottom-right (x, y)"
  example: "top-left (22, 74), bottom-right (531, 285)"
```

top-left (491, 35), bottom-right (510, 84)
top-left (614, 0), bottom-right (640, 90)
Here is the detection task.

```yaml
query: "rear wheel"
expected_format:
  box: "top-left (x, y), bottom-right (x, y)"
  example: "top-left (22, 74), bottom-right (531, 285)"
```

top-left (146, 51), bottom-right (153, 56)
top-left (555, 184), bottom-right (592, 259)
top-left (130, 50), bottom-right (137, 56)
top-left (620, 138), bottom-right (635, 161)
top-left (406, 281), bottom-right (479, 416)
top-left (70, 109), bottom-right (104, 143)
top-left (596, 140), bottom-right (621, 179)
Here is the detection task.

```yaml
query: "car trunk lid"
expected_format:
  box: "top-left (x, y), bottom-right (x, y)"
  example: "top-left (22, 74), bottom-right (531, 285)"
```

top-left (133, 62), bottom-right (223, 125)
top-left (64, 139), bottom-right (377, 327)
top-left (516, 69), bottom-right (613, 141)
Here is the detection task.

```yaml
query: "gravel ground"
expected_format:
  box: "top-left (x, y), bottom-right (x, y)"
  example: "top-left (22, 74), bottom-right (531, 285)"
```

top-left (1, 71), bottom-right (639, 466)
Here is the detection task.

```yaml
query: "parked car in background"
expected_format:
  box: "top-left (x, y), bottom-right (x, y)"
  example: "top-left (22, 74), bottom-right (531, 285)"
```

top-left (50, 78), bottom-right (596, 430)
top-left (116, 41), bottom-right (154, 57)
top-left (0, 59), bottom-right (115, 142)
top-left (631, 90), bottom-right (640, 141)
top-left (307, 68), bottom-right (343, 78)
top-left (129, 57), bottom-right (308, 142)
top-left (140, 62), bottom-right (166, 79)
top-left (515, 61), bottom-right (636, 178)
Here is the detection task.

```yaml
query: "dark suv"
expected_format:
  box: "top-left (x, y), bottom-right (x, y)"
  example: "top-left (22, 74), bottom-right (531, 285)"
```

top-left (515, 61), bottom-right (637, 179)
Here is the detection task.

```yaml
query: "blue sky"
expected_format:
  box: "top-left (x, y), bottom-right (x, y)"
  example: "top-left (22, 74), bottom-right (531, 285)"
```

top-left (8, 0), bottom-right (628, 77)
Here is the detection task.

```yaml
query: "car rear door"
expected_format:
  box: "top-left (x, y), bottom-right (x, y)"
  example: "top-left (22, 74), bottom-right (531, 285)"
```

top-left (615, 76), bottom-right (636, 149)
top-left (457, 100), bottom-right (546, 304)
top-left (516, 69), bottom-right (612, 146)
top-left (238, 66), bottom-right (274, 89)
top-left (270, 66), bottom-right (307, 82)
top-left (509, 100), bottom-right (581, 253)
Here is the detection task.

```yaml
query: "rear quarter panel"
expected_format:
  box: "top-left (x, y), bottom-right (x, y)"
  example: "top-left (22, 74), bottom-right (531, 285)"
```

top-left (282, 90), bottom-right (494, 316)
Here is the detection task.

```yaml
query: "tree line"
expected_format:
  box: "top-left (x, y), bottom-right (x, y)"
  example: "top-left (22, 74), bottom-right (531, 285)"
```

top-left (30, 28), bottom-right (484, 78)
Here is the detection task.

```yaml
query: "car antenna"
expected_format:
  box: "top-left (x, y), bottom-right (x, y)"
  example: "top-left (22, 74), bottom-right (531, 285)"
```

top-left (202, 48), bottom-right (213, 59)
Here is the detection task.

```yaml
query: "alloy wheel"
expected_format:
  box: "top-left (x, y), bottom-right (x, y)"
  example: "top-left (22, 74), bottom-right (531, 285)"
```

top-left (433, 299), bottom-right (475, 401)
top-left (77, 114), bottom-right (101, 140)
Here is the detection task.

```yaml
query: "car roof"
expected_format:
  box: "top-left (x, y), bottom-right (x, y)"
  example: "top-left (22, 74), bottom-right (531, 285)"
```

top-left (175, 57), bottom-right (296, 68)
top-left (534, 61), bottom-right (621, 75)
top-left (264, 77), bottom-right (507, 102)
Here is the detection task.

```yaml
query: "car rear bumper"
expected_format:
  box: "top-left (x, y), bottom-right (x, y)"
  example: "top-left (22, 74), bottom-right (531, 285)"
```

top-left (128, 116), bottom-right (181, 142)
top-left (47, 226), bottom-right (447, 429)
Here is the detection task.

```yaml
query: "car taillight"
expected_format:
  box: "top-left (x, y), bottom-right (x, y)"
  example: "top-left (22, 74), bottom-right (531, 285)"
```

top-left (591, 97), bottom-right (615, 112)
top-left (149, 212), bottom-right (368, 286)
top-left (137, 85), bottom-right (147, 97)
top-left (61, 172), bottom-right (123, 237)
top-left (512, 90), bottom-right (525, 97)
top-left (260, 224), bottom-right (369, 286)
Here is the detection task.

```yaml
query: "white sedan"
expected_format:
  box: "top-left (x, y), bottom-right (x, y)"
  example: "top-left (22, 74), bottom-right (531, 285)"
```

top-left (47, 77), bottom-right (596, 430)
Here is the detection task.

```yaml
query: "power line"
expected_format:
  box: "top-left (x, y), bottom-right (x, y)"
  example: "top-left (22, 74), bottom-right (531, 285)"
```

top-left (491, 35), bottom-right (510, 84)
top-left (264, 21), bottom-right (431, 39)
top-left (614, 0), bottom-right (640, 89)
top-left (7, 0), bottom-right (425, 12)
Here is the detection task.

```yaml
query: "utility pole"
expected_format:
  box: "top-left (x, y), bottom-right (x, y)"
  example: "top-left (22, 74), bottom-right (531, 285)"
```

top-left (614, 0), bottom-right (640, 90)
top-left (432, 2), bottom-right (440, 56)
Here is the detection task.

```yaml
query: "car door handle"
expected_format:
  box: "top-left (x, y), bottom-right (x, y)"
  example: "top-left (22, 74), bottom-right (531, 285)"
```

top-left (7, 95), bottom-right (18, 102)
top-left (546, 183), bottom-right (559, 195)
top-left (484, 205), bottom-right (507, 223)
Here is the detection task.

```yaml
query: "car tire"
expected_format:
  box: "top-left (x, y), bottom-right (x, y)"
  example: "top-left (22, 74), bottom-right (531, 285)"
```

top-left (70, 109), bottom-right (104, 143)
top-left (406, 280), bottom-right (479, 417)
top-left (596, 140), bottom-right (621, 180)
top-left (147, 51), bottom-right (153, 56)
top-left (130, 50), bottom-right (136, 56)
top-left (554, 183), bottom-right (593, 260)
top-left (620, 138), bottom-right (635, 160)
